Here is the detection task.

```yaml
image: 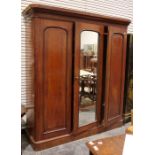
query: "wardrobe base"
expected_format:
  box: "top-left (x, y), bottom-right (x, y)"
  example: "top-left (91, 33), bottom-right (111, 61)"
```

top-left (26, 121), bottom-right (123, 151)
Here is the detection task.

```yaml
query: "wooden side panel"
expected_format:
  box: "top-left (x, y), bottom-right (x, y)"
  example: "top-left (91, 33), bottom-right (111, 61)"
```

top-left (105, 26), bottom-right (127, 126)
top-left (34, 18), bottom-right (73, 140)
top-left (43, 28), bottom-right (67, 133)
top-left (25, 17), bottom-right (35, 137)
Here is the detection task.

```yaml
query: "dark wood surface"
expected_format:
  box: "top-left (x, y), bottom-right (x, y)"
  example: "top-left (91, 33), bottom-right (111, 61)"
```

top-left (104, 26), bottom-right (127, 127)
top-left (33, 18), bottom-right (73, 140)
top-left (23, 4), bottom-right (130, 150)
top-left (86, 134), bottom-right (125, 155)
top-left (23, 4), bottom-right (130, 25)
top-left (43, 21), bottom-right (72, 136)
top-left (73, 22), bottom-right (104, 133)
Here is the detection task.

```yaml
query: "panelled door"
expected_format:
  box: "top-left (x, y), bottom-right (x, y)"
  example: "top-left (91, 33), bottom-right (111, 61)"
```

top-left (104, 26), bottom-right (127, 127)
top-left (34, 18), bottom-right (73, 140)
top-left (73, 22), bottom-right (104, 133)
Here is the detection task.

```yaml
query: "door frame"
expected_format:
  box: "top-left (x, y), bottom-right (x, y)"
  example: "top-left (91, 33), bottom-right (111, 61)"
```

top-left (73, 21), bottom-right (104, 133)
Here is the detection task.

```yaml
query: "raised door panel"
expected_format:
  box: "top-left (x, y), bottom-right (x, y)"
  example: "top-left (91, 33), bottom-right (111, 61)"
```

top-left (105, 26), bottom-right (127, 126)
top-left (43, 28), bottom-right (67, 133)
top-left (108, 34), bottom-right (123, 118)
top-left (34, 18), bottom-right (73, 140)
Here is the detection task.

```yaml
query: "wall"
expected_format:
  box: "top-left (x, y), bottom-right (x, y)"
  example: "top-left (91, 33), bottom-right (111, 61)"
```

top-left (21, 0), bottom-right (133, 106)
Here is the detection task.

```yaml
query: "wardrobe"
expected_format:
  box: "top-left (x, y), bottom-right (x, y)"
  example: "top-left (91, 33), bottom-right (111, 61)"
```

top-left (23, 4), bottom-right (130, 150)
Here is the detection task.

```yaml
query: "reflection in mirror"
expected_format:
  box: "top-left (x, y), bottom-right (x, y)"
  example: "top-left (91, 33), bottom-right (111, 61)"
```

top-left (79, 31), bottom-right (99, 127)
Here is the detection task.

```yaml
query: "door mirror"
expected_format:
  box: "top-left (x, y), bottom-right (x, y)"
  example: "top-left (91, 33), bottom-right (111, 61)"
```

top-left (78, 31), bottom-right (99, 127)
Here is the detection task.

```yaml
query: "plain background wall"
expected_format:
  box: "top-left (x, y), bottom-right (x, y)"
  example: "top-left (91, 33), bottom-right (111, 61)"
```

top-left (21, 0), bottom-right (133, 106)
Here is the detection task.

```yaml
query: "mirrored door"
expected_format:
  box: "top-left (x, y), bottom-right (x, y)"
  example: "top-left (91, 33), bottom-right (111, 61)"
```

top-left (79, 31), bottom-right (99, 127)
top-left (74, 22), bottom-right (104, 131)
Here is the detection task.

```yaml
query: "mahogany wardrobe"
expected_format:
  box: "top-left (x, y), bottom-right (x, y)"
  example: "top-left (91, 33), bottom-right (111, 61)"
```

top-left (23, 4), bottom-right (130, 150)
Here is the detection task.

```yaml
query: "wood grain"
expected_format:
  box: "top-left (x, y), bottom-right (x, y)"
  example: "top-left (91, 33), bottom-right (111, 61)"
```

top-left (86, 134), bottom-right (125, 155)
top-left (23, 4), bottom-right (129, 150)
top-left (104, 26), bottom-right (127, 127)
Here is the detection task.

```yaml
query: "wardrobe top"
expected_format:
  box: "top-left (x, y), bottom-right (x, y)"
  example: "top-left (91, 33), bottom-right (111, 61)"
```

top-left (22, 4), bottom-right (131, 26)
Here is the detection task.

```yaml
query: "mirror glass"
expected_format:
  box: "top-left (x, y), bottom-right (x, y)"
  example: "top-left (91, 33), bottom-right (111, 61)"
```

top-left (78, 31), bottom-right (99, 127)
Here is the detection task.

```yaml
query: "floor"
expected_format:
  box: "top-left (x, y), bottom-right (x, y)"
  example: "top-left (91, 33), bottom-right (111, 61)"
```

top-left (79, 110), bottom-right (95, 126)
top-left (21, 123), bottom-right (130, 155)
